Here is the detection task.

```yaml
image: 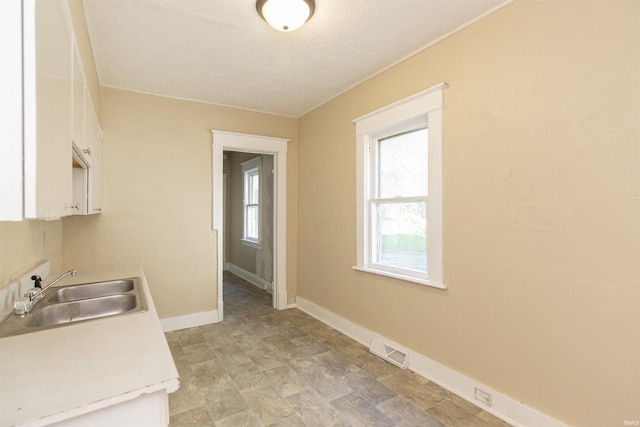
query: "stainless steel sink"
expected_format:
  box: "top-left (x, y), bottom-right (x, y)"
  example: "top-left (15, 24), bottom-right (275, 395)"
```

top-left (47, 279), bottom-right (135, 303)
top-left (27, 294), bottom-right (139, 327)
top-left (0, 277), bottom-right (148, 338)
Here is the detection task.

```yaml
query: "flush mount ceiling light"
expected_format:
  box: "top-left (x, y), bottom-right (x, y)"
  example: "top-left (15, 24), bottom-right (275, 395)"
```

top-left (256, 0), bottom-right (315, 32)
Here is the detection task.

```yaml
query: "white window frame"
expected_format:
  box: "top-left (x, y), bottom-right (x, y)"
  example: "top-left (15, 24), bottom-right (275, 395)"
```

top-left (353, 82), bottom-right (447, 289)
top-left (241, 156), bottom-right (262, 249)
top-left (369, 119), bottom-right (428, 280)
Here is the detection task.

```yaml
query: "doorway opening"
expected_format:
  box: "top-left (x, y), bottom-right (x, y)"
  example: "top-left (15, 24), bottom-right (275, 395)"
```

top-left (212, 130), bottom-right (288, 321)
top-left (223, 151), bottom-right (274, 293)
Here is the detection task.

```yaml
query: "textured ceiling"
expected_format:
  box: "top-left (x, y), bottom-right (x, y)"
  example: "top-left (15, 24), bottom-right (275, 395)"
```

top-left (84, 0), bottom-right (510, 117)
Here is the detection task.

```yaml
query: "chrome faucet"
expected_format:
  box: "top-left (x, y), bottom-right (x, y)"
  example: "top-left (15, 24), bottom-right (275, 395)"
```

top-left (25, 269), bottom-right (77, 304)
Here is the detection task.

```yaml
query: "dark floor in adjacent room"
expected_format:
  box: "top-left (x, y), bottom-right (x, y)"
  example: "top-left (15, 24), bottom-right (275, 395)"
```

top-left (166, 272), bottom-right (510, 426)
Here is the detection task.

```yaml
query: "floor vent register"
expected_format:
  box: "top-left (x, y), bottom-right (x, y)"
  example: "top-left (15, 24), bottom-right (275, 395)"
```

top-left (369, 338), bottom-right (410, 369)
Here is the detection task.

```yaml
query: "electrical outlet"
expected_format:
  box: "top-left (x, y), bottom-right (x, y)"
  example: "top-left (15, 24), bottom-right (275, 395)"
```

top-left (475, 387), bottom-right (492, 406)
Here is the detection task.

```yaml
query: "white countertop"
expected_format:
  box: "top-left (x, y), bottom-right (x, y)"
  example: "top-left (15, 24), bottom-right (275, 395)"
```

top-left (0, 266), bottom-right (180, 427)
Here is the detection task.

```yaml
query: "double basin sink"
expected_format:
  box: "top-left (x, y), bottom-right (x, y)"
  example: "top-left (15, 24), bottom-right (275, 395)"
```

top-left (0, 278), bottom-right (148, 338)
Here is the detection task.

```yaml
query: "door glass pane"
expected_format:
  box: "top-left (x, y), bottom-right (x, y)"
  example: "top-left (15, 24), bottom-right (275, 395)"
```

top-left (377, 128), bottom-right (428, 198)
top-left (373, 201), bottom-right (426, 273)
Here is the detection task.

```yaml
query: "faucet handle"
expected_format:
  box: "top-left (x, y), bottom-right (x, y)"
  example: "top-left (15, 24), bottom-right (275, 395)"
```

top-left (24, 288), bottom-right (41, 302)
top-left (13, 297), bottom-right (31, 315)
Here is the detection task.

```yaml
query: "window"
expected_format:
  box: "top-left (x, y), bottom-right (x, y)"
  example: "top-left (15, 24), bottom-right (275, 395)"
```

top-left (242, 157), bottom-right (262, 248)
top-left (353, 83), bottom-right (447, 289)
top-left (371, 124), bottom-right (428, 276)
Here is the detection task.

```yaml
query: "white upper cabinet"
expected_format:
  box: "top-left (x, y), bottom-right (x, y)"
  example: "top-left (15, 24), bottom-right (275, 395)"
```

top-left (0, 0), bottom-right (75, 220)
top-left (72, 37), bottom-right (88, 159)
top-left (88, 109), bottom-right (104, 214)
top-left (0, 0), bottom-right (24, 221)
top-left (0, 0), bottom-right (89, 221)
top-left (82, 87), bottom-right (98, 164)
top-left (72, 94), bottom-right (103, 216)
top-left (70, 32), bottom-right (104, 216)
top-left (24, 0), bottom-right (74, 219)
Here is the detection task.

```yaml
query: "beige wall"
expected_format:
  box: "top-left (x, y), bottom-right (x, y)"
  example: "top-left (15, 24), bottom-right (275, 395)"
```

top-left (0, 221), bottom-right (62, 286)
top-left (62, 88), bottom-right (297, 318)
top-left (297, 1), bottom-right (640, 426)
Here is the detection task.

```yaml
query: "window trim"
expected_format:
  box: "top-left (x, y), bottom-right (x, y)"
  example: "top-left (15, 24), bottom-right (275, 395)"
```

top-left (241, 156), bottom-right (262, 249)
top-left (353, 82), bottom-right (447, 289)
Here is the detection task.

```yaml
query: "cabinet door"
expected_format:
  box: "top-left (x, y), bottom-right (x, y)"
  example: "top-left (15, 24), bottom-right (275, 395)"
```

top-left (88, 107), bottom-right (103, 214)
top-left (72, 37), bottom-right (87, 158)
top-left (0, 0), bottom-right (23, 221)
top-left (81, 88), bottom-right (96, 164)
top-left (23, 0), bottom-right (73, 219)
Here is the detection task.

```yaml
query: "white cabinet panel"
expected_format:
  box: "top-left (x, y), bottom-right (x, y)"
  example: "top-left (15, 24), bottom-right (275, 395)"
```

top-left (1, 0), bottom-right (76, 221)
top-left (72, 105), bottom-right (103, 216)
top-left (0, 0), bottom-right (24, 221)
top-left (23, 0), bottom-right (74, 219)
top-left (71, 32), bottom-right (103, 216)
top-left (0, 0), bottom-right (101, 221)
top-left (72, 37), bottom-right (87, 156)
top-left (82, 88), bottom-right (96, 163)
top-left (51, 390), bottom-right (170, 427)
top-left (88, 114), bottom-right (103, 214)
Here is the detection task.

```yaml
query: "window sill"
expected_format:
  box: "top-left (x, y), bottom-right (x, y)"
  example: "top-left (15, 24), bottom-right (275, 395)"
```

top-left (241, 239), bottom-right (262, 250)
top-left (352, 266), bottom-right (446, 289)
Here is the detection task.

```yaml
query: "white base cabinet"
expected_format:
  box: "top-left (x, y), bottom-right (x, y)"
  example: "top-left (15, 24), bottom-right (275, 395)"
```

top-left (0, 267), bottom-right (180, 427)
top-left (49, 390), bottom-right (170, 427)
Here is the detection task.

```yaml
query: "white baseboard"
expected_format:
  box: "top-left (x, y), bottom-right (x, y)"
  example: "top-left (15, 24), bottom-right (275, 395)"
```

top-left (296, 297), bottom-right (376, 344)
top-left (160, 310), bottom-right (219, 332)
top-left (295, 297), bottom-right (564, 427)
top-left (228, 263), bottom-right (272, 291)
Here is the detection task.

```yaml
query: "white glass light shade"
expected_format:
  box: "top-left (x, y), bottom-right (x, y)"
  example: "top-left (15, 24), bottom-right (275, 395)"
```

top-left (256, 0), bottom-right (315, 32)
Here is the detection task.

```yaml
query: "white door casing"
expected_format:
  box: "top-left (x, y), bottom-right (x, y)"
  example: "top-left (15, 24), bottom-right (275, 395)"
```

top-left (212, 130), bottom-right (288, 320)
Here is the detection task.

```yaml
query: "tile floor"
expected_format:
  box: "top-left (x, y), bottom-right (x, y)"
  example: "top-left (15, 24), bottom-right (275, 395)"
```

top-left (166, 272), bottom-right (511, 427)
